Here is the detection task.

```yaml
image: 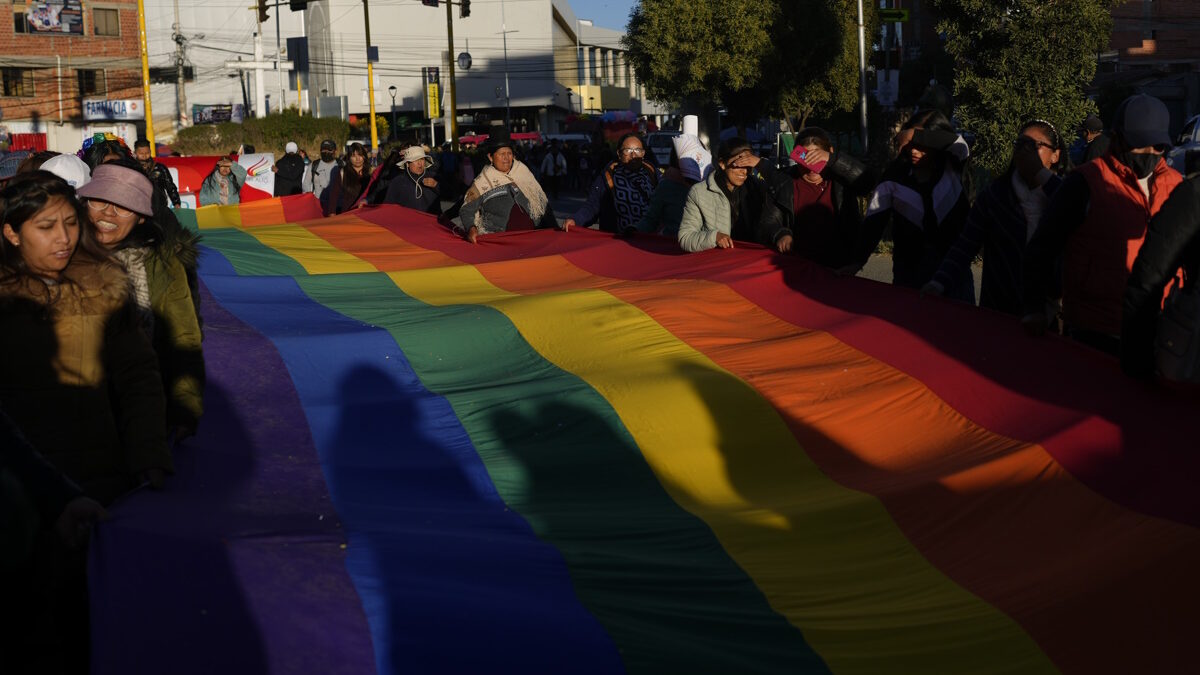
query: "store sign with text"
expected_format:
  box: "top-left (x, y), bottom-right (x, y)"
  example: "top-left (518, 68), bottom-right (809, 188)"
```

top-left (82, 99), bottom-right (145, 121)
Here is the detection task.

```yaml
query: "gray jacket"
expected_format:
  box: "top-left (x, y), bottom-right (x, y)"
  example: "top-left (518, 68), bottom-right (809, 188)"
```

top-left (678, 172), bottom-right (783, 252)
top-left (680, 173), bottom-right (731, 251)
top-left (304, 158), bottom-right (339, 199)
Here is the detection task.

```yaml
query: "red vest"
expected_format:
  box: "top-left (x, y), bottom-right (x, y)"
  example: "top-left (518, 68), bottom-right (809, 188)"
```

top-left (1064, 156), bottom-right (1182, 335)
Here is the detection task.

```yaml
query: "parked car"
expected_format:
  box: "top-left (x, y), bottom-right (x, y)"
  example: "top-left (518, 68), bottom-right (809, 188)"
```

top-left (1167, 115), bottom-right (1200, 175)
top-left (645, 131), bottom-right (680, 167)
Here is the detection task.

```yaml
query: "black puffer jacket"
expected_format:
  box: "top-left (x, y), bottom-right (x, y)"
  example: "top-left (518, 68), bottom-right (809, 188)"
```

top-left (1122, 173), bottom-right (1200, 377)
top-left (758, 151), bottom-right (877, 266)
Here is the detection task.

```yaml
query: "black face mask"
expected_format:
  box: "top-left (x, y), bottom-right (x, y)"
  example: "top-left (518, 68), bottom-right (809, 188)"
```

top-left (320, 151), bottom-right (335, 162)
top-left (1118, 151), bottom-right (1160, 179)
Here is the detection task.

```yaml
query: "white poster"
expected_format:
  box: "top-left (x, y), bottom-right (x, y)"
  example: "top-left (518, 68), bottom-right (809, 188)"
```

top-left (238, 152), bottom-right (276, 196)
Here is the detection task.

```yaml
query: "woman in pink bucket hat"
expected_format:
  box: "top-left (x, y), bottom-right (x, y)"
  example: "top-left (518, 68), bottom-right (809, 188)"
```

top-left (77, 161), bottom-right (205, 440)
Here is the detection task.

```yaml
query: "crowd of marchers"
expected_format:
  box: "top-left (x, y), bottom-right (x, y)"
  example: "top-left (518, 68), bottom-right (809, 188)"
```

top-left (2, 90), bottom-right (1200, 672)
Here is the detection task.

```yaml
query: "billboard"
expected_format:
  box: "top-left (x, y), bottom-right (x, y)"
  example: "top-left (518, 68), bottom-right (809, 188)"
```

top-left (26, 0), bottom-right (84, 35)
top-left (192, 104), bottom-right (246, 125)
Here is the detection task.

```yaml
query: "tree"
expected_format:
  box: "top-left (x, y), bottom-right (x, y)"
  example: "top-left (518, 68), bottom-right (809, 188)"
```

top-left (623, 0), bottom-right (774, 105)
top-left (931, 0), bottom-right (1119, 174)
top-left (772, 0), bottom-right (877, 130)
top-left (623, 0), bottom-right (874, 132)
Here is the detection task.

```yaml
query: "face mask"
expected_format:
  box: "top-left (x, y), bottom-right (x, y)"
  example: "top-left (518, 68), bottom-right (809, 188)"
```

top-left (321, 151), bottom-right (334, 162)
top-left (1119, 151), bottom-right (1160, 179)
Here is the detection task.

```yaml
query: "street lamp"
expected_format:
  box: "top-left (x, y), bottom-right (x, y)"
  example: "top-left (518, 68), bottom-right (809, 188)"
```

top-left (387, 85), bottom-right (397, 142)
top-left (566, 88), bottom-right (573, 114)
top-left (588, 96), bottom-right (594, 114)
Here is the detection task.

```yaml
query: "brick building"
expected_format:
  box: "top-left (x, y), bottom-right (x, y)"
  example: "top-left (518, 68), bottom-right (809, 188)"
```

top-left (1, 0), bottom-right (146, 153)
top-left (1100, 0), bottom-right (1200, 132)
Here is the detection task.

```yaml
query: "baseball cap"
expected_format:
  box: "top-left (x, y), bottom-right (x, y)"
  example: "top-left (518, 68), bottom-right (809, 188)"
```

top-left (1112, 94), bottom-right (1171, 148)
top-left (285, 141), bottom-right (299, 154)
top-left (41, 154), bottom-right (92, 189)
top-left (1083, 114), bottom-right (1104, 133)
top-left (320, 139), bottom-right (336, 151)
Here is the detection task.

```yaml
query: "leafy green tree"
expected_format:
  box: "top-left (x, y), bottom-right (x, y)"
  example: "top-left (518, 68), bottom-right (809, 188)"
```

top-left (624, 0), bottom-right (874, 129)
top-left (624, 0), bottom-right (774, 104)
top-left (931, 0), bottom-right (1119, 174)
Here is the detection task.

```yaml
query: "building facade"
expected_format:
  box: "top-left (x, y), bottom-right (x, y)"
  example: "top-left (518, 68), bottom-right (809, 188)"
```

top-left (301, 0), bottom-right (668, 142)
top-left (1101, 0), bottom-right (1200, 131)
top-left (1, 0), bottom-right (146, 152)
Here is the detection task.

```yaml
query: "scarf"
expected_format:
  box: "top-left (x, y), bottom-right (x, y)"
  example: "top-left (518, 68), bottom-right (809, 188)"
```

top-left (467, 160), bottom-right (548, 224)
top-left (1010, 171), bottom-right (1050, 243)
top-left (113, 247), bottom-right (155, 337)
top-left (610, 164), bottom-right (654, 230)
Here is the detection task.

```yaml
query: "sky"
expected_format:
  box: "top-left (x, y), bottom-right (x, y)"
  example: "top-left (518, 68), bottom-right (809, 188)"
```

top-left (570, 0), bottom-right (638, 31)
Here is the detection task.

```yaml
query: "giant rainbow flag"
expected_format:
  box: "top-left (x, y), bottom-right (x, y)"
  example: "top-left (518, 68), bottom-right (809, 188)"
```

top-left (89, 194), bottom-right (1199, 674)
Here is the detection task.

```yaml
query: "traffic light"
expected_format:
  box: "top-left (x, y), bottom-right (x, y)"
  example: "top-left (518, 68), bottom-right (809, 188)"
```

top-left (460, 0), bottom-right (470, 17)
top-left (289, 0), bottom-right (308, 11)
top-left (421, 0), bottom-right (438, 6)
top-left (257, 0), bottom-right (269, 22)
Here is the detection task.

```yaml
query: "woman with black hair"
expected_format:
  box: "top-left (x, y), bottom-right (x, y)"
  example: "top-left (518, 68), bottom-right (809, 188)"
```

top-left (450, 129), bottom-right (559, 242)
top-left (0, 171), bottom-right (172, 502)
top-left (323, 142), bottom-right (371, 215)
top-left (852, 109), bottom-right (975, 300)
top-left (78, 134), bottom-right (131, 173)
top-left (77, 162), bottom-right (205, 440)
top-left (923, 119), bottom-right (1069, 314)
top-left (198, 156), bottom-right (248, 206)
top-left (742, 126), bottom-right (877, 266)
top-left (678, 136), bottom-right (785, 252)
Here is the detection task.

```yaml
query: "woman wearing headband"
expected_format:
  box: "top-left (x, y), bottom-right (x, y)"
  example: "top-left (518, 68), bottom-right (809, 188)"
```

top-left (923, 119), bottom-right (1068, 314)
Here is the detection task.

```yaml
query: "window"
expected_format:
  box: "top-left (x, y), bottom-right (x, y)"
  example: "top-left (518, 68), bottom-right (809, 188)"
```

top-left (2, 68), bottom-right (34, 97)
top-left (13, 9), bottom-right (28, 33)
top-left (77, 69), bottom-right (105, 97)
top-left (94, 8), bottom-right (118, 36)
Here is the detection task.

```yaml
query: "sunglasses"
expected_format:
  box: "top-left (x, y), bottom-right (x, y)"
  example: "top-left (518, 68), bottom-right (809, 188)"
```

top-left (86, 199), bottom-right (134, 218)
top-left (1013, 136), bottom-right (1056, 152)
top-left (620, 147), bottom-right (645, 156)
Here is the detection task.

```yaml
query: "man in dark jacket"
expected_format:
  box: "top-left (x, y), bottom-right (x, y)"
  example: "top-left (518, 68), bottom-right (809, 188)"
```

top-left (383, 146), bottom-right (442, 215)
top-left (274, 141), bottom-right (306, 197)
top-left (133, 139), bottom-right (181, 207)
top-left (1023, 94), bottom-right (1183, 355)
top-left (741, 127), bottom-right (877, 267)
top-left (1122, 173), bottom-right (1200, 377)
top-left (1082, 114), bottom-right (1111, 164)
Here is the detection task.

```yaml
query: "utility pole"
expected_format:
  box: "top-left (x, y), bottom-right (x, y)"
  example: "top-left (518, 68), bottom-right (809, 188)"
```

top-left (173, 0), bottom-right (189, 130)
top-left (276, 0), bottom-right (285, 111)
top-left (856, 0), bottom-right (869, 153)
top-left (136, 0), bottom-right (155, 154)
top-left (445, 0), bottom-right (458, 150)
top-left (363, 0), bottom-right (379, 153)
top-left (255, 27), bottom-right (267, 117)
top-left (226, 14), bottom-right (292, 119)
top-left (499, 0), bottom-right (514, 129)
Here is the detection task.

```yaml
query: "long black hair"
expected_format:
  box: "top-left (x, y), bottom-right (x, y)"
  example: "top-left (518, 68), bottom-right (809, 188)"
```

top-left (340, 143), bottom-right (370, 199)
top-left (0, 171), bottom-right (111, 286)
top-left (81, 140), bottom-right (132, 172)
